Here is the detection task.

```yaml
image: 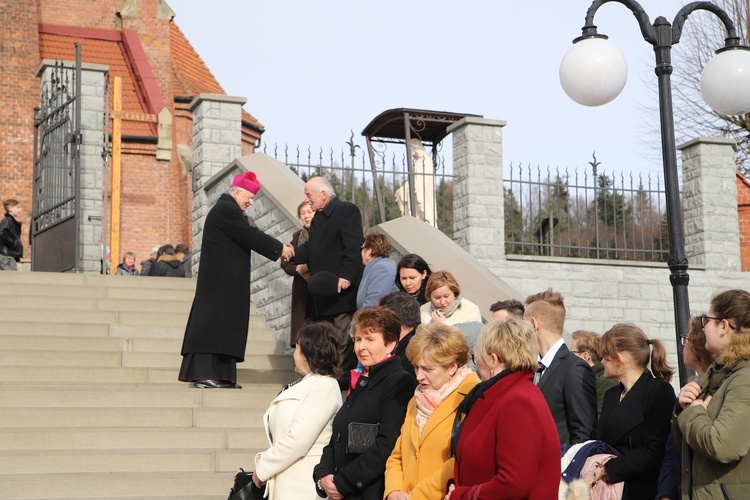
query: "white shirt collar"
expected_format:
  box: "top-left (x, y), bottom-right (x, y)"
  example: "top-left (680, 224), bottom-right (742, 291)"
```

top-left (539, 337), bottom-right (566, 370)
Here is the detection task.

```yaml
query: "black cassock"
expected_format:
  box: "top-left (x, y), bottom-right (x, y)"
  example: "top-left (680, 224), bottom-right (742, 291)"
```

top-left (179, 193), bottom-right (282, 381)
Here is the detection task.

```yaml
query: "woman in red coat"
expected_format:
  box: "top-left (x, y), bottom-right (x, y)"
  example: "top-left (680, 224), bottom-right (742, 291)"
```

top-left (447, 318), bottom-right (561, 500)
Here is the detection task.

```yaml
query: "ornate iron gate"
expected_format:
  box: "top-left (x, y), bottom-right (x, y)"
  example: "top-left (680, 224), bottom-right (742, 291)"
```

top-left (31, 43), bottom-right (82, 272)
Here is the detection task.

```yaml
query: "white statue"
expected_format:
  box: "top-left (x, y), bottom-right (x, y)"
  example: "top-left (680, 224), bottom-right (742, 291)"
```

top-left (395, 139), bottom-right (436, 226)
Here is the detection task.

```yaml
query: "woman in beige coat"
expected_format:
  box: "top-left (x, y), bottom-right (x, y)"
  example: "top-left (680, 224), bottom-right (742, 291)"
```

top-left (253, 322), bottom-right (343, 499)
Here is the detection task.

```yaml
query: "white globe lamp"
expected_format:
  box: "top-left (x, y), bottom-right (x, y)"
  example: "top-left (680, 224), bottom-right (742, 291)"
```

top-left (701, 47), bottom-right (750, 116)
top-left (559, 36), bottom-right (628, 107)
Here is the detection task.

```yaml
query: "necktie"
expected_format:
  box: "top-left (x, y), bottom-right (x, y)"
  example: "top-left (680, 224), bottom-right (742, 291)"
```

top-left (533, 362), bottom-right (545, 385)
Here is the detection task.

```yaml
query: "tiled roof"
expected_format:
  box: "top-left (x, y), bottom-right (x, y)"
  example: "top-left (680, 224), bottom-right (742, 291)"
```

top-left (38, 29), bottom-right (153, 136)
top-left (170, 23), bottom-right (262, 130)
top-left (38, 22), bottom-right (262, 137)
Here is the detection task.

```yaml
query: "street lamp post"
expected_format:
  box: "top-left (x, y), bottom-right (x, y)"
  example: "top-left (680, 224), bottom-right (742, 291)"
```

top-left (559, 0), bottom-right (750, 386)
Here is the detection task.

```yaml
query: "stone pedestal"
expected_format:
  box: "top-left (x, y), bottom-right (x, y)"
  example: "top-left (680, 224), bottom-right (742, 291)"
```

top-left (447, 116), bottom-right (507, 267)
top-left (679, 137), bottom-right (740, 271)
top-left (188, 93), bottom-right (246, 274)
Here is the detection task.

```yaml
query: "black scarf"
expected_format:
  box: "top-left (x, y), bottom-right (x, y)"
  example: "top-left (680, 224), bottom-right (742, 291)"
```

top-left (451, 369), bottom-right (513, 457)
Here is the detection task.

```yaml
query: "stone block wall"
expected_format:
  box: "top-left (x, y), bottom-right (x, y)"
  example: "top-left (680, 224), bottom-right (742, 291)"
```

top-left (249, 193), bottom-right (299, 345)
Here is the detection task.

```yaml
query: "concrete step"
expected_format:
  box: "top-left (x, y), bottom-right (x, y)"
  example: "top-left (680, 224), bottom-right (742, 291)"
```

top-left (0, 322), bottom-right (110, 337)
top-left (0, 308), bottom-right (119, 324)
top-left (0, 350), bottom-right (122, 367)
top-left (105, 286), bottom-right (195, 301)
top-left (0, 282), bottom-right (105, 298)
top-left (0, 407), bottom-right (195, 428)
top-left (0, 365), bottom-right (148, 384)
top-left (148, 366), bottom-right (296, 386)
top-left (0, 386), bottom-right (279, 409)
top-left (0, 427), bottom-right (227, 452)
top-left (121, 352), bottom-right (293, 370)
top-left (96, 297), bottom-right (192, 313)
top-left (0, 270), bottom-right (196, 290)
top-left (0, 449), bottom-right (217, 475)
top-left (0, 471), bottom-right (231, 498)
top-left (0, 335), bottom-right (129, 351)
top-left (129, 338), bottom-right (284, 356)
top-left (194, 407), bottom-right (265, 428)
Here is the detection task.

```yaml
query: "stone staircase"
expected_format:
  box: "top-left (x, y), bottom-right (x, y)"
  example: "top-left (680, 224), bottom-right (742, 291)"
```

top-left (0, 271), bottom-right (297, 499)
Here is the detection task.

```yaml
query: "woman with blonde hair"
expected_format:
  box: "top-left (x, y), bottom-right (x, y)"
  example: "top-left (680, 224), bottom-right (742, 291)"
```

top-left (676, 289), bottom-right (750, 498)
top-left (593, 323), bottom-right (675, 499)
top-left (447, 318), bottom-right (560, 499)
top-left (384, 323), bottom-right (480, 500)
top-left (419, 271), bottom-right (482, 326)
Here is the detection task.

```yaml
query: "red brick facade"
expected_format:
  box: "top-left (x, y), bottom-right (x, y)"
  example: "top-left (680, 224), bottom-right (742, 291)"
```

top-left (0, 0), bottom-right (263, 268)
top-left (737, 171), bottom-right (750, 271)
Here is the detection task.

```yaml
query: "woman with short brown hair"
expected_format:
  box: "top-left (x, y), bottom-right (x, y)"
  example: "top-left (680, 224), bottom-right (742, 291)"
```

top-left (356, 230), bottom-right (398, 310)
top-left (314, 306), bottom-right (415, 499)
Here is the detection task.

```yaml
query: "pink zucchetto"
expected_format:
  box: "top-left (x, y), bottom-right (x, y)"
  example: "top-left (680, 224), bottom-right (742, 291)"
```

top-left (231, 171), bottom-right (261, 194)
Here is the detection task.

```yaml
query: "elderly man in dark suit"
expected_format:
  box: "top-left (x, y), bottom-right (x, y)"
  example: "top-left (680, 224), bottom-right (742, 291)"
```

top-left (292, 177), bottom-right (364, 379)
top-left (524, 289), bottom-right (597, 450)
top-left (178, 171), bottom-right (293, 389)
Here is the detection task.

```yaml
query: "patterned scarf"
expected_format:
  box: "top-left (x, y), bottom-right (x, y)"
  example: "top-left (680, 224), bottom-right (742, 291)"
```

top-left (414, 365), bottom-right (474, 435)
top-left (298, 227), bottom-right (309, 245)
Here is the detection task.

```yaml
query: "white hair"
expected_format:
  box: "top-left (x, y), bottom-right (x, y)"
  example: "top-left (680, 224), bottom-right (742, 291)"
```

top-left (310, 177), bottom-right (336, 197)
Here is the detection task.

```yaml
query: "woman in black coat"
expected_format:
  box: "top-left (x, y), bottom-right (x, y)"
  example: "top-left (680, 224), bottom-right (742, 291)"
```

top-left (594, 323), bottom-right (676, 499)
top-left (151, 244), bottom-right (186, 277)
top-left (313, 306), bottom-right (415, 500)
top-left (179, 172), bottom-right (290, 389)
top-left (280, 201), bottom-right (314, 346)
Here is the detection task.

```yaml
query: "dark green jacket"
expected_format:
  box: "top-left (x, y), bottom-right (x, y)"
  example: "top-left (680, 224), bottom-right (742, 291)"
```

top-left (676, 360), bottom-right (750, 499)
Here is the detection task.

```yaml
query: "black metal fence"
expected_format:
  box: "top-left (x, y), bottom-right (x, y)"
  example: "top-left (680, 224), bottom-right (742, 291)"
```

top-left (504, 161), bottom-right (669, 261)
top-left (265, 139), bottom-right (670, 262)
top-left (262, 137), bottom-right (455, 236)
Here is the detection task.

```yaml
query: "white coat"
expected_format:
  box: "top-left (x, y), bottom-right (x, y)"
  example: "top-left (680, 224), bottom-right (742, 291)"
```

top-left (254, 373), bottom-right (342, 500)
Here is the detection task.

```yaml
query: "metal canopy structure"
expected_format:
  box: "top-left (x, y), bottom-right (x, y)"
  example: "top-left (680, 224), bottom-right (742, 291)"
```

top-left (361, 108), bottom-right (481, 222)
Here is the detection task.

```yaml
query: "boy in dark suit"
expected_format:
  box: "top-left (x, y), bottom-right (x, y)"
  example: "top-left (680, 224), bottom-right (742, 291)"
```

top-left (525, 289), bottom-right (597, 449)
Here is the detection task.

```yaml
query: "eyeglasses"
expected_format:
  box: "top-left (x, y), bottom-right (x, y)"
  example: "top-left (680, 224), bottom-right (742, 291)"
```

top-left (680, 334), bottom-right (690, 346)
top-left (570, 350), bottom-right (585, 354)
top-left (701, 314), bottom-right (737, 330)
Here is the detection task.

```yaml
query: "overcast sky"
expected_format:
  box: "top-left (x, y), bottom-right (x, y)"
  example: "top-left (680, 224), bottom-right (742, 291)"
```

top-left (174, 0), bottom-right (692, 179)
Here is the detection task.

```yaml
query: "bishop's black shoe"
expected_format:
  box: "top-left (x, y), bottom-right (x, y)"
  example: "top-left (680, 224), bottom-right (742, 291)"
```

top-left (193, 379), bottom-right (242, 389)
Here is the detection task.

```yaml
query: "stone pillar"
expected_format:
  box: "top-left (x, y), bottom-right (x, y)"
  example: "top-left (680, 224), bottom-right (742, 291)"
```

top-left (188, 93), bottom-right (246, 274)
top-left (679, 137), bottom-right (740, 271)
top-left (78, 63), bottom-right (109, 273)
top-left (447, 116), bottom-right (507, 267)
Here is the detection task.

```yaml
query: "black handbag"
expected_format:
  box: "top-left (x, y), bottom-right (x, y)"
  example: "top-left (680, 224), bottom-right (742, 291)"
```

top-left (347, 422), bottom-right (379, 454)
top-left (227, 468), bottom-right (265, 500)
